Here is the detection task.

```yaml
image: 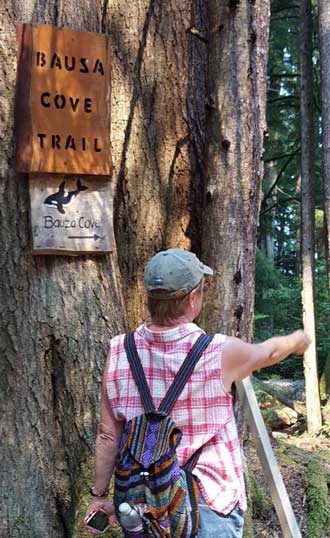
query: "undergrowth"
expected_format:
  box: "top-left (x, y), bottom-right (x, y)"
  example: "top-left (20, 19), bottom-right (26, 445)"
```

top-left (306, 459), bottom-right (330, 538)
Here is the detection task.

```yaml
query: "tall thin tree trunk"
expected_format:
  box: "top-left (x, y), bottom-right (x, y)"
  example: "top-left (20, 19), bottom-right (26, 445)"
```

top-left (318, 0), bottom-right (330, 411)
top-left (299, 0), bottom-right (322, 435)
top-left (261, 161), bottom-right (276, 263)
top-left (319, 0), bottom-right (330, 295)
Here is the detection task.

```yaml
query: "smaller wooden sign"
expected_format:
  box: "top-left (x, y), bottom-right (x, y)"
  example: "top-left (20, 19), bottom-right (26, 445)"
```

top-left (16, 24), bottom-right (112, 175)
top-left (29, 175), bottom-right (113, 255)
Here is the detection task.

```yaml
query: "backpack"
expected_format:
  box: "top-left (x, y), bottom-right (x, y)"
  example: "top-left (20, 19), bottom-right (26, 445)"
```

top-left (114, 332), bottom-right (213, 538)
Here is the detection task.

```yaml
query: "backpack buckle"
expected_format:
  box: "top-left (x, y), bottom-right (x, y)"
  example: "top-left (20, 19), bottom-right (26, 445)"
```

top-left (140, 471), bottom-right (150, 480)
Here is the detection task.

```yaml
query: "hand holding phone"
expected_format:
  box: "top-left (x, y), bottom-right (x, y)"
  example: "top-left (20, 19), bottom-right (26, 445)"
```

top-left (83, 507), bottom-right (109, 534)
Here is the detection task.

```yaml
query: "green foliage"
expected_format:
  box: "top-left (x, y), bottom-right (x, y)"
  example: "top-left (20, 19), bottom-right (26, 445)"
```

top-left (306, 460), bottom-right (329, 538)
top-left (255, 249), bottom-right (303, 378)
top-left (243, 496), bottom-right (254, 538)
top-left (256, 0), bottom-right (329, 383)
top-left (244, 474), bottom-right (272, 537)
top-left (255, 251), bottom-right (330, 379)
top-left (249, 476), bottom-right (272, 518)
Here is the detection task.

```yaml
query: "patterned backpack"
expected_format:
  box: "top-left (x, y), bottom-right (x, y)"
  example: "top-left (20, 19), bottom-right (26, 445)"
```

top-left (114, 332), bottom-right (213, 538)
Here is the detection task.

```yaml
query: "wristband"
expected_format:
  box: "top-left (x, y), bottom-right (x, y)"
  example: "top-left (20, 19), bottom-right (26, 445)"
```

top-left (89, 486), bottom-right (109, 497)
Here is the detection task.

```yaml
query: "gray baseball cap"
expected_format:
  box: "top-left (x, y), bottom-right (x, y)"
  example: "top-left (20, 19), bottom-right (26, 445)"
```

top-left (144, 248), bottom-right (213, 299)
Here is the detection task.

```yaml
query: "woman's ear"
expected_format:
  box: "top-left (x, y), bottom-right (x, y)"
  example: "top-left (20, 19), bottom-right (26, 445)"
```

top-left (188, 288), bottom-right (196, 308)
top-left (188, 287), bottom-right (200, 312)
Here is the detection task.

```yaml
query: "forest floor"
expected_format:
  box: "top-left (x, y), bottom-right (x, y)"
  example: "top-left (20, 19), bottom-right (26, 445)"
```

top-left (248, 427), bottom-right (330, 537)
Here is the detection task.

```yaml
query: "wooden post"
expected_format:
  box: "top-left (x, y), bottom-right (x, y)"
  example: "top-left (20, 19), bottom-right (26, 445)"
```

top-left (237, 378), bottom-right (302, 538)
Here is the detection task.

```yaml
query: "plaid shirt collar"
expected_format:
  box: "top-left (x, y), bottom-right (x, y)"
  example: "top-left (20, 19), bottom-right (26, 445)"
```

top-left (136, 322), bottom-right (204, 343)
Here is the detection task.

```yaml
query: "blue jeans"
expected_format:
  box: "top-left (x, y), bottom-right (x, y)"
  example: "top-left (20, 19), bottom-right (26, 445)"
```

top-left (198, 492), bottom-right (244, 538)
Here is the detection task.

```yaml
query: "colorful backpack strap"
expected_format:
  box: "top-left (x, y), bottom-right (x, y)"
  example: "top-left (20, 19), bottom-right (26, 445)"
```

top-left (158, 334), bottom-right (214, 415)
top-left (124, 332), bottom-right (214, 415)
top-left (124, 331), bottom-right (213, 474)
top-left (124, 332), bottom-right (155, 414)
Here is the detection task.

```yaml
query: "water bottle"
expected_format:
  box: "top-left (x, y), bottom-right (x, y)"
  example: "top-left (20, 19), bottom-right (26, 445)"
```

top-left (118, 502), bottom-right (144, 537)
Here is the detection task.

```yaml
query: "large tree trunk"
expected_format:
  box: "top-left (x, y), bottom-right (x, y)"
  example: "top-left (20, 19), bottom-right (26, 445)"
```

top-left (202, 0), bottom-right (269, 341)
top-left (319, 0), bottom-right (330, 295)
top-left (299, 0), bottom-right (322, 435)
top-left (1, 1), bottom-right (209, 536)
top-left (0, 3), bottom-right (127, 538)
top-left (109, 0), bottom-right (208, 328)
top-left (1, 1), bottom-right (271, 537)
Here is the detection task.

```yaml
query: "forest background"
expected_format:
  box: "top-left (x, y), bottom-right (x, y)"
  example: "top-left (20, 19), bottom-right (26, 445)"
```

top-left (0, 0), bottom-right (330, 537)
top-left (256, 0), bottom-right (329, 393)
top-left (249, 0), bottom-right (330, 536)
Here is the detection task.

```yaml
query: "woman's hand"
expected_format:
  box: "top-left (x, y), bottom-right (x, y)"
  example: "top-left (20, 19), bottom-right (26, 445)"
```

top-left (83, 497), bottom-right (118, 533)
top-left (291, 330), bottom-right (311, 355)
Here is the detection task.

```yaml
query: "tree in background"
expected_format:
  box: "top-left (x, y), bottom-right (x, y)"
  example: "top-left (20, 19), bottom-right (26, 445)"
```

top-left (299, 0), bottom-right (322, 434)
top-left (256, 0), bottom-right (329, 411)
top-left (318, 0), bottom-right (330, 406)
top-left (318, 0), bottom-right (330, 295)
top-left (0, 1), bottom-right (270, 537)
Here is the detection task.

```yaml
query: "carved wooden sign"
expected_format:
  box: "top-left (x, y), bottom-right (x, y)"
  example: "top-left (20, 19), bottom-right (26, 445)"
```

top-left (16, 24), bottom-right (111, 175)
top-left (29, 175), bottom-right (112, 254)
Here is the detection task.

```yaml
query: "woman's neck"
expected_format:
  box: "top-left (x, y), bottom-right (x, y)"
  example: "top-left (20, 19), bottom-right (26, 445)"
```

top-left (147, 316), bottom-right (192, 331)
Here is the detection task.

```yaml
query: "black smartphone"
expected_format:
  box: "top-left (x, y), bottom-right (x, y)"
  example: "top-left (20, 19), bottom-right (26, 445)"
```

top-left (83, 507), bottom-right (109, 533)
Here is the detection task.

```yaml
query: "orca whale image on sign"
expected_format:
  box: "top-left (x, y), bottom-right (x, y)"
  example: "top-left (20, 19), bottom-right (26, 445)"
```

top-left (44, 179), bottom-right (88, 214)
top-left (30, 175), bottom-right (113, 254)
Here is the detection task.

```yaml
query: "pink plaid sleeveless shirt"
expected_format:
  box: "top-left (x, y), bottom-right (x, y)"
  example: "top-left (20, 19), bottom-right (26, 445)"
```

top-left (106, 322), bottom-right (247, 515)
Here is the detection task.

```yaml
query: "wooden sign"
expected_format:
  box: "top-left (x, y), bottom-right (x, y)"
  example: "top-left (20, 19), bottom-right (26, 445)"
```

top-left (16, 24), bottom-right (111, 175)
top-left (29, 175), bottom-right (113, 254)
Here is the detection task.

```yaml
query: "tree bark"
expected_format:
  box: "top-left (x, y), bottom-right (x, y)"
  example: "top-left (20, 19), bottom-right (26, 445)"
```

top-left (202, 0), bottom-right (269, 341)
top-left (318, 0), bottom-right (330, 295)
top-left (201, 4), bottom-right (269, 536)
top-left (107, 0), bottom-right (208, 328)
top-left (0, 1), bottom-right (272, 536)
top-left (0, 3), bottom-right (127, 538)
top-left (1, 0), bottom-right (209, 536)
top-left (299, 0), bottom-right (322, 435)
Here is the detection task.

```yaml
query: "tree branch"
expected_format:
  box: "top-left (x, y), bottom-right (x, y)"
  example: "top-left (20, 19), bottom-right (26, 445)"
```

top-left (267, 95), bottom-right (298, 105)
top-left (270, 5), bottom-right (299, 15)
top-left (264, 149), bottom-right (300, 163)
top-left (263, 149), bottom-right (300, 204)
top-left (269, 73), bottom-right (301, 78)
top-left (260, 196), bottom-right (300, 216)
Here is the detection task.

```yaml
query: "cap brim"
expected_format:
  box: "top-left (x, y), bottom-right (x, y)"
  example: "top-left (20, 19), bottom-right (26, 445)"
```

top-left (202, 264), bottom-right (213, 276)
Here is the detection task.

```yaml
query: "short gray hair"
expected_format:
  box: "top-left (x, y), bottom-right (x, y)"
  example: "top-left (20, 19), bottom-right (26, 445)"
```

top-left (147, 280), bottom-right (203, 324)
